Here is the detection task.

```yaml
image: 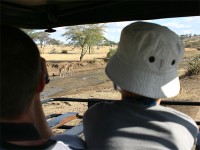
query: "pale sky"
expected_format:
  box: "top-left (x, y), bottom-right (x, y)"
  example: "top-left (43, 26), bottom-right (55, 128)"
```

top-left (48, 16), bottom-right (200, 43)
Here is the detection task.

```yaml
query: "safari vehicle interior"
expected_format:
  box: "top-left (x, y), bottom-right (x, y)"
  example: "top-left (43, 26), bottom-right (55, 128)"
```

top-left (1, 0), bottom-right (200, 144)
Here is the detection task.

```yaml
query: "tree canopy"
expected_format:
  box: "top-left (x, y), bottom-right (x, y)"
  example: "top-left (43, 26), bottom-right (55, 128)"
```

top-left (22, 29), bottom-right (64, 53)
top-left (22, 25), bottom-right (115, 58)
top-left (62, 24), bottom-right (106, 61)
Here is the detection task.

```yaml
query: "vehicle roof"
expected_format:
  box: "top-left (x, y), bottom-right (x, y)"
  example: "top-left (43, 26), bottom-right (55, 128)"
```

top-left (1, 0), bottom-right (199, 30)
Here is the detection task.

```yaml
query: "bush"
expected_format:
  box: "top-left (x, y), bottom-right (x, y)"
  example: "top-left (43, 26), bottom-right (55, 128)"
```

top-left (49, 48), bottom-right (57, 54)
top-left (187, 56), bottom-right (200, 76)
top-left (184, 40), bottom-right (200, 48)
top-left (61, 50), bottom-right (68, 54)
top-left (107, 48), bottom-right (117, 59)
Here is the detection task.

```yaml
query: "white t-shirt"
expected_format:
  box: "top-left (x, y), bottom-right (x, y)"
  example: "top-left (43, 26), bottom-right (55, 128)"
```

top-left (48, 141), bottom-right (72, 150)
top-left (0, 135), bottom-right (86, 150)
top-left (51, 134), bottom-right (86, 150)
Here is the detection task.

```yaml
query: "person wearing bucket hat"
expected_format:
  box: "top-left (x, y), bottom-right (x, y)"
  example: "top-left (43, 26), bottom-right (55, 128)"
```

top-left (83, 22), bottom-right (198, 150)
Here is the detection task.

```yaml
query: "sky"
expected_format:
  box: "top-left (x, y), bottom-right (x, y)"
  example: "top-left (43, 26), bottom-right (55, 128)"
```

top-left (48, 16), bottom-right (200, 43)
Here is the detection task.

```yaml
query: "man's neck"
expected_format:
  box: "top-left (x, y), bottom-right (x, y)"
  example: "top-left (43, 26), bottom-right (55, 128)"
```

top-left (121, 90), bottom-right (161, 105)
top-left (0, 114), bottom-right (33, 124)
top-left (0, 109), bottom-right (48, 146)
top-left (0, 122), bottom-right (48, 146)
top-left (8, 139), bottom-right (48, 147)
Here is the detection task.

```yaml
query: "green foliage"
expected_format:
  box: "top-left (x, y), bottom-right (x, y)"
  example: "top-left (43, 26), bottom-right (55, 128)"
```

top-left (47, 38), bottom-right (63, 46)
top-left (23, 29), bottom-right (63, 49)
top-left (22, 29), bottom-right (51, 49)
top-left (101, 38), bottom-right (117, 46)
top-left (21, 29), bottom-right (38, 40)
top-left (62, 24), bottom-right (105, 47)
top-left (107, 48), bottom-right (117, 59)
top-left (187, 56), bottom-right (200, 76)
top-left (33, 32), bottom-right (50, 48)
top-left (62, 24), bottom-right (106, 61)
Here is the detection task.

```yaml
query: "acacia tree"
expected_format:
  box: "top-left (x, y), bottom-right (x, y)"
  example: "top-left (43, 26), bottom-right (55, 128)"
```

top-left (21, 29), bottom-right (38, 41)
top-left (100, 37), bottom-right (117, 47)
top-left (62, 24), bottom-right (105, 61)
top-left (33, 32), bottom-right (50, 50)
top-left (47, 38), bottom-right (63, 46)
top-left (23, 29), bottom-right (64, 53)
top-left (22, 29), bottom-right (51, 53)
top-left (85, 24), bottom-right (105, 54)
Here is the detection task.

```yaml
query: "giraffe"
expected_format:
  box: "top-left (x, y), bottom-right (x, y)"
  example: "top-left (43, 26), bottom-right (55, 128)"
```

top-left (59, 63), bottom-right (69, 78)
top-left (66, 62), bottom-right (76, 76)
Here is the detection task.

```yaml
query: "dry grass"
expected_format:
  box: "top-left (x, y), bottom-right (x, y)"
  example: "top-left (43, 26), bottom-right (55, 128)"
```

top-left (40, 46), bottom-right (116, 61)
top-left (41, 46), bottom-right (200, 61)
top-left (41, 53), bottom-right (107, 61)
top-left (184, 48), bottom-right (200, 59)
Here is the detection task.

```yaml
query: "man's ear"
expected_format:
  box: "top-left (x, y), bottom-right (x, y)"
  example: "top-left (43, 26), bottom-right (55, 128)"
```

top-left (36, 72), bottom-right (45, 93)
top-left (36, 57), bottom-right (46, 93)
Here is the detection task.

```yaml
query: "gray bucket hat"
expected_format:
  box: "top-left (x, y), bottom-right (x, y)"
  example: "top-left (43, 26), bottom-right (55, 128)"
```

top-left (105, 22), bottom-right (185, 98)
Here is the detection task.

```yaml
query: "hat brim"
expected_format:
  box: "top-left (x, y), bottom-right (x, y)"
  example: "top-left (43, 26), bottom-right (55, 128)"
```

top-left (105, 54), bottom-right (180, 99)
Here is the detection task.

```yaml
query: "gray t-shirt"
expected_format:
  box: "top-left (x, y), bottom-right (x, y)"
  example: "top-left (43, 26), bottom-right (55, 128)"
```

top-left (196, 132), bottom-right (200, 146)
top-left (83, 100), bottom-right (198, 150)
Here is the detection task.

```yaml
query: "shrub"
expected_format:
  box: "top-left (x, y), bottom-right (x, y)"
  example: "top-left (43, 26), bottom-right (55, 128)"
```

top-left (61, 50), bottom-right (68, 54)
top-left (187, 56), bottom-right (200, 76)
top-left (184, 40), bottom-right (200, 48)
top-left (49, 48), bottom-right (57, 54)
top-left (107, 48), bottom-right (117, 59)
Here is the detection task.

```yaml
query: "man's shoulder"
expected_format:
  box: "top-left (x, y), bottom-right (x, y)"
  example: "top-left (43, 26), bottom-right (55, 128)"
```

top-left (85, 100), bottom-right (120, 114)
top-left (154, 105), bottom-right (198, 129)
top-left (157, 105), bottom-right (194, 120)
top-left (83, 101), bottom-right (117, 123)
